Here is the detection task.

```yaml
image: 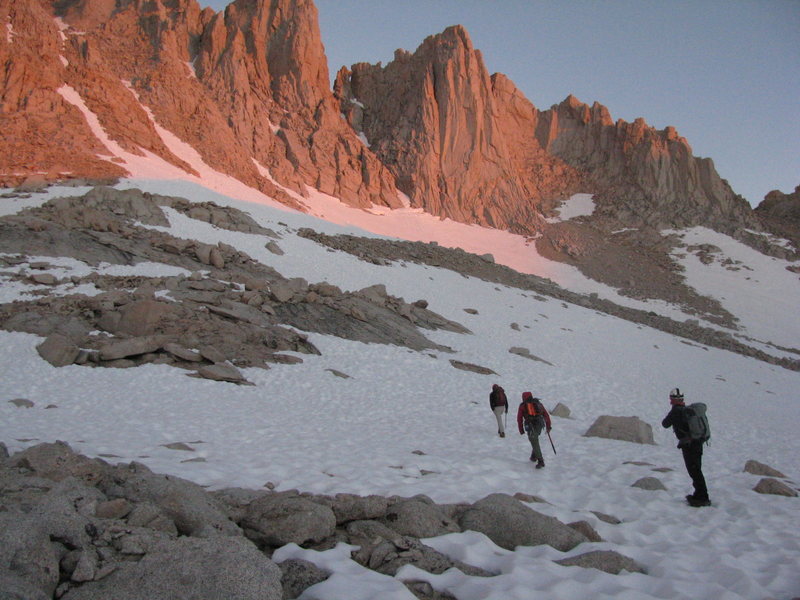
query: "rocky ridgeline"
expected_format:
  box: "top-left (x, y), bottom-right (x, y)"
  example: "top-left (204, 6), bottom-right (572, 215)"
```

top-left (0, 187), bottom-right (468, 383)
top-left (5, 0), bottom-right (796, 256)
top-left (296, 229), bottom-right (800, 371)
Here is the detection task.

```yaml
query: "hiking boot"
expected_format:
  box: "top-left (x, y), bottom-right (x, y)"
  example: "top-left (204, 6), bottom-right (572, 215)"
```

top-left (529, 454), bottom-right (536, 462)
top-left (535, 460), bottom-right (545, 469)
top-left (687, 495), bottom-right (711, 507)
top-left (499, 431), bottom-right (505, 438)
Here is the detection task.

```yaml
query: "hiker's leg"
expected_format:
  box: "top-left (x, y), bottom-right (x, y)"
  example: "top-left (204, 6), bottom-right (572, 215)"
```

top-left (493, 407), bottom-right (505, 433)
top-left (528, 430), bottom-right (543, 461)
top-left (682, 443), bottom-right (708, 500)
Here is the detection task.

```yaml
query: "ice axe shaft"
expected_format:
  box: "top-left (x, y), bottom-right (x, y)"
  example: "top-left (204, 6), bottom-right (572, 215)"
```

top-left (547, 430), bottom-right (556, 455)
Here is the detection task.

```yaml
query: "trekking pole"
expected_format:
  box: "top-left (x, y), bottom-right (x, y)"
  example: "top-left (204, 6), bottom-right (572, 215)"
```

top-left (547, 430), bottom-right (557, 455)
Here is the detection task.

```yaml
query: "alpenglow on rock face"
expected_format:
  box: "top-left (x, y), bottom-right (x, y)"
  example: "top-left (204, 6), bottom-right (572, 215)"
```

top-left (2, 0), bottom-right (778, 244)
top-left (0, 0), bottom-right (400, 210)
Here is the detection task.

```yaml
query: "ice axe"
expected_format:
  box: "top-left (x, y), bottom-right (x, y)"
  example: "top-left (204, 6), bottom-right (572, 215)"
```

top-left (547, 430), bottom-right (557, 455)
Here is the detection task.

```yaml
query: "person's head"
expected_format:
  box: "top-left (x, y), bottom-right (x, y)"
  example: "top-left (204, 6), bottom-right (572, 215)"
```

top-left (669, 388), bottom-right (685, 405)
top-left (522, 391), bottom-right (533, 402)
top-left (492, 384), bottom-right (500, 391)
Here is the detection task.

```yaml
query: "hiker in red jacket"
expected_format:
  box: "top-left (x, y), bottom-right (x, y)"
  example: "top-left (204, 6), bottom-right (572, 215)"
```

top-left (489, 384), bottom-right (508, 437)
top-left (517, 392), bottom-right (551, 468)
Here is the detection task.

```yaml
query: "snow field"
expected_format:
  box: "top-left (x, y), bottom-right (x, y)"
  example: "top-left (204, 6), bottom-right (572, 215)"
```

top-left (2, 180), bottom-right (799, 599)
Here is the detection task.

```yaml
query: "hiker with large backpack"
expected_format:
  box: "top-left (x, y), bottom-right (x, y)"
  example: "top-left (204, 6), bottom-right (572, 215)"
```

top-left (517, 392), bottom-right (552, 469)
top-left (661, 387), bottom-right (711, 507)
top-left (489, 384), bottom-right (509, 437)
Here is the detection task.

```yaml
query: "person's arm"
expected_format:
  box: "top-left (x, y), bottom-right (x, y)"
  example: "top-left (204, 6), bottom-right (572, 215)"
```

top-left (543, 408), bottom-right (552, 432)
top-left (661, 407), bottom-right (676, 429)
top-left (517, 404), bottom-right (525, 434)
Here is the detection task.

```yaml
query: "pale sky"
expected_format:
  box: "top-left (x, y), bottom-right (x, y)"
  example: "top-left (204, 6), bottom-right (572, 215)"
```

top-left (201, 0), bottom-right (799, 207)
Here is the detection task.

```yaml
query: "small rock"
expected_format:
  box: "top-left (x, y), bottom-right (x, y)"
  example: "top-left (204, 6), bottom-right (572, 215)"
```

top-left (744, 460), bottom-right (786, 478)
top-left (555, 550), bottom-right (647, 575)
top-left (631, 477), bottom-right (667, 491)
top-left (30, 273), bottom-right (58, 285)
top-left (9, 398), bottom-right (35, 408)
top-left (36, 333), bottom-right (81, 367)
top-left (752, 478), bottom-right (798, 497)
top-left (196, 363), bottom-right (247, 383)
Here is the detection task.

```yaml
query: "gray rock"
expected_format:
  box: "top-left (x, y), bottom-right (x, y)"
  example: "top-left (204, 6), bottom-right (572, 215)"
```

top-left (30, 273), bottom-right (57, 285)
top-left (350, 534), bottom-right (493, 578)
top-left (269, 281), bottom-right (296, 303)
top-left (265, 241), bottom-right (284, 255)
top-left (36, 333), bottom-right (81, 367)
top-left (555, 550), bottom-right (647, 575)
top-left (9, 398), bottom-right (35, 408)
top-left (583, 415), bottom-right (655, 445)
top-left (0, 514), bottom-right (60, 597)
top-left (125, 502), bottom-right (179, 535)
top-left (163, 343), bottom-right (203, 362)
top-left (278, 559), bottom-right (329, 600)
top-left (752, 478), bottom-right (798, 497)
top-left (210, 487), bottom-right (269, 523)
top-left (550, 402), bottom-right (571, 418)
top-left (567, 520), bottom-right (603, 542)
top-left (103, 462), bottom-right (240, 537)
top-left (744, 460), bottom-right (787, 478)
top-left (114, 300), bottom-right (176, 337)
top-left (197, 345), bottom-right (227, 363)
top-left (590, 511), bottom-right (622, 525)
top-left (316, 493), bottom-right (389, 525)
top-left (60, 536), bottom-right (282, 600)
top-left (631, 477), bottom-right (667, 491)
top-left (9, 441), bottom-right (110, 485)
top-left (0, 568), bottom-right (51, 600)
top-left (508, 346), bottom-right (554, 365)
top-left (196, 363), bottom-right (247, 383)
top-left (95, 498), bottom-right (132, 520)
top-left (345, 519), bottom-right (403, 545)
top-left (98, 336), bottom-right (166, 361)
top-left (459, 493), bottom-right (587, 551)
top-left (242, 494), bottom-right (336, 547)
top-left (0, 442), bottom-right (8, 461)
top-left (358, 284), bottom-right (389, 305)
top-left (380, 497), bottom-right (460, 539)
top-left (448, 360), bottom-right (497, 376)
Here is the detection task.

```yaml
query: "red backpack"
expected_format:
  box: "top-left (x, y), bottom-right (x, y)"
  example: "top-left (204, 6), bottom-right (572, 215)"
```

top-left (523, 399), bottom-right (545, 430)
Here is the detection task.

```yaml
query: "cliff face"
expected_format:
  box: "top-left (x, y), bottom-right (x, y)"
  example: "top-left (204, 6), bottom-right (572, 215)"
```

top-left (337, 27), bottom-right (757, 235)
top-left (755, 185), bottom-right (800, 249)
top-left (1, 0), bottom-right (773, 241)
top-left (336, 26), bottom-right (582, 234)
top-left (534, 95), bottom-right (757, 230)
top-left (1, 0), bottom-right (400, 208)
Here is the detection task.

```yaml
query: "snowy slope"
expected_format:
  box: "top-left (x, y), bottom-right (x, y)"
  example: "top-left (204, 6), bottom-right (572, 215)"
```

top-left (2, 177), bottom-right (799, 600)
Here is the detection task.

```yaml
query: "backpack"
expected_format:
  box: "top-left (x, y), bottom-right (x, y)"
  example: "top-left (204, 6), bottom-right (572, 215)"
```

top-left (523, 400), bottom-right (545, 432)
top-left (684, 402), bottom-right (710, 443)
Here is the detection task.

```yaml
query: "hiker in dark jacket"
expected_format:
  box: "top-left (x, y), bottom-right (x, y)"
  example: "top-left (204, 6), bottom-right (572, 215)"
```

top-left (489, 384), bottom-right (508, 437)
top-left (517, 392), bottom-right (551, 468)
top-left (662, 387), bottom-right (710, 507)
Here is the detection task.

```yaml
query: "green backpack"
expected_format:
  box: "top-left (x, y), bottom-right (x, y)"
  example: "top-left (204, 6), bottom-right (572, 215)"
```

top-left (685, 403), bottom-right (710, 444)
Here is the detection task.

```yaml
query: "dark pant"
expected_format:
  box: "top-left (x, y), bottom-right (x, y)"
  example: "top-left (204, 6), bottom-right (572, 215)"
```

top-left (681, 440), bottom-right (708, 500)
top-left (527, 423), bottom-right (544, 462)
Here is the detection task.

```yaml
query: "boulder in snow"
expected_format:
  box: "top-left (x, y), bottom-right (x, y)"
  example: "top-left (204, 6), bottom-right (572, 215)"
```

top-left (744, 460), bottom-right (786, 478)
top-left (583, 415), bottom-right (655, 445)
top-left (752, 478), bottom-right (798, 497)
top-left (458, 493), bottom-right (587, 552)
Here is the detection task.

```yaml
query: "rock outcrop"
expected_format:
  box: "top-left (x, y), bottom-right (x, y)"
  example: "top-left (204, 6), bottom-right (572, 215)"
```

top-left (0, 441), bottom-right (638, 599)
top-left (1, 0), bottom-right (401, 209)
top-left (755, 185), bottom-right (800, 251)
top-left (534, 95), bottom-right (757, 230)
top-left (336, 26), bottom-right (582, 233)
